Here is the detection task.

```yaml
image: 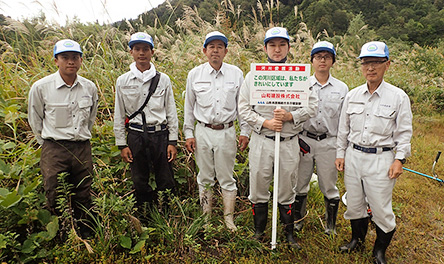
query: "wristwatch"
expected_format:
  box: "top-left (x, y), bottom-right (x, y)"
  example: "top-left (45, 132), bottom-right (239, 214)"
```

top-left (397, 158), bottom-right (406, 164)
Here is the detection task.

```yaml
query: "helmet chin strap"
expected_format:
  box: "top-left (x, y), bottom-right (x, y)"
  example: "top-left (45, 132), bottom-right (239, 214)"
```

top-left (267, 56), bottom-right (287, 63)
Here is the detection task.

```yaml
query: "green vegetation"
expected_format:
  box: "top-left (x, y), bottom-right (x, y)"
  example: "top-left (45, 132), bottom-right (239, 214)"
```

top-left (116, 0), bottom-right (444, 46)
top-left (1, 3), bottom-right (444, 263)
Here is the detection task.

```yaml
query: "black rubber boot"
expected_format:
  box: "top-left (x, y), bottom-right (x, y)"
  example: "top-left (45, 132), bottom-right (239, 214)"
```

top-left (78, 220), bottom-right (93, 239)
top-left (73, 200), bottom-right (94, 239)
top-left (252, 203), bottom-right (268, 240)
top-left (279, 204), bottom-right (301, 249)
top-left (373, 225), bottom-right (395, 264)
top-left (293, 195), bottom-right (307, 232)
top-left (339, 217), bottom-right (369, 252)
top-left (158, 188), bottom-right (175, 215)
top-left (324, 197), bottom-right (340, 235)
top-left (136, 191), bottom-right (158, 224)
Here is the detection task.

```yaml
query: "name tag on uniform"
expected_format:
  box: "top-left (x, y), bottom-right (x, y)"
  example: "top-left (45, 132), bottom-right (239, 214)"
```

top-left (121, 85), bottom-right (139, 94)
top-left (225, 81), bottom-right (236, 89)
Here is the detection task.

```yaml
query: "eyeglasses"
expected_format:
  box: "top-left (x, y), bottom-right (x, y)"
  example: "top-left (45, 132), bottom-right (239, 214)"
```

top-left (313, 54), bottom-right (333, 61)
top-left (361, 59), bottom-right (388, 67)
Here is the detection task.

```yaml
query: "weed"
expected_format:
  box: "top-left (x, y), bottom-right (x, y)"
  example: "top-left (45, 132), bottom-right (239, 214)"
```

top-left (0, 4), bottom-right (443, 263)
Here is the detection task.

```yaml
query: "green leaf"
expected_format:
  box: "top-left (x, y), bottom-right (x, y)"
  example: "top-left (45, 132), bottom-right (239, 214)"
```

top-left (36, 248), bottom-right (49, 258)
top-left (119, 235), bottom-right (132, 249)
top-left (37, 231), bottom-right (50, 240)
top-left (2, 141), bottom-right (16, 150)
top-left (129, 240), bottom-right (145, 254)
top-left (18, 208), bottom-right (39, 225)
top-left (0, 190), bottom-right (21, 208)
top-left (46, 216), bottom-right (59, 239)
top-left (37, 209), bottom-right (52, 225)
top-left (0, 159), bottom-right (11, 176)
top-left (0, 188), bottom-right (10, 197)
top-left (0, 234), bottom-right (8, 249)
top-left (21, 239), bottom-right (37, 254)
top-left (23, 178), bottom-right (41, 195)
top-left (140, 228), bottom-right (154, 240)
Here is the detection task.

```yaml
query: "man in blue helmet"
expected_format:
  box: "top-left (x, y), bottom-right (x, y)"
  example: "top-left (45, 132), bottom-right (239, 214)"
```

top-left (114, 32), bottom-right (178, 217)
top-left (238, 27), bottom-right (318, 248)
top-left (335, 41), bottom-right (412, 264)
top-left (294, 41), bottom-right (349, 235)
top-left (28, 39), bottom-right (98, 238)
top-left (184, 31), bottom-right (250, 231)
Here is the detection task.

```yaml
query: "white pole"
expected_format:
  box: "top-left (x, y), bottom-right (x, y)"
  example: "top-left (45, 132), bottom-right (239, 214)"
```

top-left (271, 106), bottom-right (281, 250)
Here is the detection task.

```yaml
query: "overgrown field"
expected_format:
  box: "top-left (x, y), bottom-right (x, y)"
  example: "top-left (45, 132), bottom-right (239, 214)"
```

top-left (1, 7), bottom-right (444, 263)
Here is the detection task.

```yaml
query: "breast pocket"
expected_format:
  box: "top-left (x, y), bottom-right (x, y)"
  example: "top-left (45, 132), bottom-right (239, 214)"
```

top-left (323, 95), bottom-right (343, 118)
top-left (194, 82), bottom-right (212, 108)
top-left (149, 86), bottom-right (166, 111)
top-left (223, 84), bottom-right (238, 111)
top-left (78, 98), bottom-right (93, 124)
top-left (372, 108), bottom-right (396, 136)
top-left (120, 85), bottom-right (139, 113)
top-left (46, 103), bottom-right (72, 128)
top-left (346, 103), bottom-right (365, 132)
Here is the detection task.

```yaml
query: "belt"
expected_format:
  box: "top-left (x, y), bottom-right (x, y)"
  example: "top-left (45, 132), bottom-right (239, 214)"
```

top-left (199, 121), bottom-right (233, 130)
top-left (353, 144), bottom-right (392, 154)
top-left (47, 139), bottom-right (89, 144)
top-left (301, 130), bottom-right (328, 141)
top-left (129, 123), bottom-right (167, 132)
top-left (264, 134), bottom-right (297, 142)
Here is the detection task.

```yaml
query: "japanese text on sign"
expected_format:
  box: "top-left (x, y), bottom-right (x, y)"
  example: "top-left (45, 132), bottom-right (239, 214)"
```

top-left (250, 63), bottom-right (311, 106)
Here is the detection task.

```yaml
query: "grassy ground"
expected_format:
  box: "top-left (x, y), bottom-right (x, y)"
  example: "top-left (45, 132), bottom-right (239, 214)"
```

top-left (72, 115), bottom-right (443, 264)
top-left (113, 118), bottom-right (444, 264)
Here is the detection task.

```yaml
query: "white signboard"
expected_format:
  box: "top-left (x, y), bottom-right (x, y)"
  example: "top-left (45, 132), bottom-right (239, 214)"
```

top-left (249, 63), bottom-right (311, 106)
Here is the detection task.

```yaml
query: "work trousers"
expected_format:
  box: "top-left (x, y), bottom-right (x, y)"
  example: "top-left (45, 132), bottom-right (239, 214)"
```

top-left (344, 145), bottom-right (396, 233)
top-left (194, 123), bottom-right (237, 191)
top-left (127, 129), bottom-right (175, 206)
top-left (248, 132), bottom-right (299, 205)
top-left (40, 139), bottom-right (93, 218)
top-left (296, 135), bottom-right (339, 199)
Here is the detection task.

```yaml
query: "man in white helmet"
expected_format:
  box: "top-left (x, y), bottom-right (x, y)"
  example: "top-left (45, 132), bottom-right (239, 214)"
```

top-left (184, 31), bottom-right (250, 231)
top-left (294, 41), bottom-right (349, 235)
top-left (335, 41), bottom-right (412, 264)
top-left (114, 32), bottom-right (178, 218)
top-left (28, 39), bottom-right (98, 238)
top-left (238, 27), bottom-right (318, 247)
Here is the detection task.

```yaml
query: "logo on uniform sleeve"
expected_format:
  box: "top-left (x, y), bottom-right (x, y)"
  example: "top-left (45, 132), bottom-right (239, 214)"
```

top-left (367, 44), bottom-right (378, 52)
top-left (63, 41), bottom-right (74, 47)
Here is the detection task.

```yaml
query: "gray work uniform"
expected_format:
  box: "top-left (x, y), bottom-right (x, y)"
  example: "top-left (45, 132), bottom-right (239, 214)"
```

top-left (183, 62), bottom-right (250, 191)
top-left (113, 63), bottom-right (178, 204)
top-left (28, 71), bottom-right (98, 211)
top-left (297, 75), bottom-right (348, 199)
top-left (336, 80), bottom-right (412, 233)
top-left (238, 71), bottom-right (318, 204)
top-left (28, 71), bottom-right (98, 145)
top-left (114, 63), bottom-right (178, 146)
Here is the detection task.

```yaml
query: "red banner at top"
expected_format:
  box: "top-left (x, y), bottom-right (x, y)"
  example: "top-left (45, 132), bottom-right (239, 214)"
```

top-left (255, 65), bottom-right (306, 72)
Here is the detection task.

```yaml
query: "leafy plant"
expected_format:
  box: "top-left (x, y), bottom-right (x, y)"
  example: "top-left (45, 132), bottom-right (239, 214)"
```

top-left (0, 3), bottom-right (443, 263)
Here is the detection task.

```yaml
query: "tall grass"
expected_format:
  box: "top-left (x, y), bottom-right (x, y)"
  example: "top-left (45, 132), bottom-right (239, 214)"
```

top-left (0, 4), bottom-right (443, 263)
